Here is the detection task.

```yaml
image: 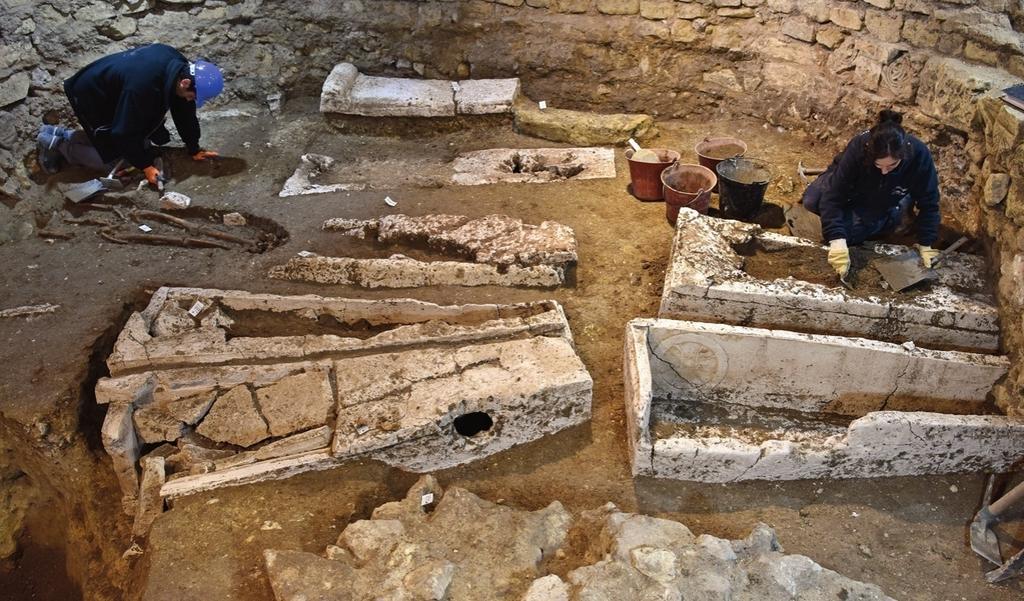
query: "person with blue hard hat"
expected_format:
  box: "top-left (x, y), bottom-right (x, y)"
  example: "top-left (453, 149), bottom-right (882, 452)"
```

top-left (37, 43), bottom-right (224, 189)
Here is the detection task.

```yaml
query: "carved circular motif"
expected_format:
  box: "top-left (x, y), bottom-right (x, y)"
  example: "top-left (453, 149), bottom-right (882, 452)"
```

top-left (651, 333), bottom-right (729, 393)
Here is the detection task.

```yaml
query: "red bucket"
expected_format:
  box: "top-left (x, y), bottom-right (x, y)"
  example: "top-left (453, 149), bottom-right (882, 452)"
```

top-left (626, 148), bottom-right (680, 201)
top-left (661, 163), bottom-right (716, 226)
top-left (694, 137), bottom-right (747, 193)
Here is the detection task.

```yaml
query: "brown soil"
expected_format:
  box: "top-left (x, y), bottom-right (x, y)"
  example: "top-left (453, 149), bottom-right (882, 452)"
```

top-left (1, 102), bottom-right (1020, 601)
top-left (742, 245), bottom-right (932, 300)
top-left (700, 142), bottom-right (746, 161)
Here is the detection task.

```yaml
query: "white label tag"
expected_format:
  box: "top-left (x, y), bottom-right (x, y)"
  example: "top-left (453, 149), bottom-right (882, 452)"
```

top-left (628, 138), bottom-right (642, 152)
top-left (355, 425), bottom-right (370, 435)
top-left (384, 196), bottom-right (398, 207)
top-left (297, 250), bottom-right (317, 258)
top-left (538, 100), bottom-right (547, 110)
top-left (138, 224), bottom-right (153, 233)
top-left (420, 492), bottom-right (434, 506)
top-left (188, 301), bottom-right (205, 317)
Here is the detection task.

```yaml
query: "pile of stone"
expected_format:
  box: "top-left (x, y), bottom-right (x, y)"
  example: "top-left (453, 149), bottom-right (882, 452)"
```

top-left (96, 288), bottom-right (592, 525)
top-left (270, 214), bottom-right (578, 288)
top-left (264, 475), bottom-right (895, 601)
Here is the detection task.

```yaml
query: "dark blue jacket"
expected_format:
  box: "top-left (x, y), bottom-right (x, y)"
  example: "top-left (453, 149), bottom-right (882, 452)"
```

top-left (63, 44), bottom-right (201, 170)
top-left (817, 131), bottom-right (940, 246)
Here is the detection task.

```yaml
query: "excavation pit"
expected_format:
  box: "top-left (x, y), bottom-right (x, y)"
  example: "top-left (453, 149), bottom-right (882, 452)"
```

top-left (625, 319), bottom-right (1022, 482)
top-left (660, 209), bottom-right (1000, 353)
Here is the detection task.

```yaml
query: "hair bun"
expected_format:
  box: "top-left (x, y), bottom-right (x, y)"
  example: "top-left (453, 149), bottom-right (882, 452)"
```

top-left (878, 109), bottom-right (903, 126)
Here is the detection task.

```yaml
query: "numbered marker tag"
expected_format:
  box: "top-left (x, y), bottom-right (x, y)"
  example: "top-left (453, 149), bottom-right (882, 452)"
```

top-left (355, 424), bottom-right (370, 435)
top-left (138, 224), bottom-right (153, 233)
top-left (188, 301), bottom-right (205, 317)
top-left (384, 196), bottom-right (398, 207)
top-left (297, 250), bottom-right (317, 258)
top-left (420, 492), bottom-right (434, 506)
top-left (628, 138), bottom-right (642, 153)
top-left (538, 100), bottom-right (547, 110)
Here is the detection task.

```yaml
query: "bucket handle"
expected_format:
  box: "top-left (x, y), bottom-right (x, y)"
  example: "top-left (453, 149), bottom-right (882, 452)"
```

top-left (682, 188), bottom-right (706, 209)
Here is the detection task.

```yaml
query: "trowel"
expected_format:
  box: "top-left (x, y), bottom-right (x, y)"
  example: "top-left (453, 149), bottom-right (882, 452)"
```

top-left (873, 236), bottom-right (969, 292)
top-left (63, 160), bottom-right (126, 204)
top-left (970, 475), bottom-right (1024, 582)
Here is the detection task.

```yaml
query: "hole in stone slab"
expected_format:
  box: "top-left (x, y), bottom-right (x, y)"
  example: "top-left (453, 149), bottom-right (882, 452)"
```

top-left (453, 412), bottom-right (493, 437)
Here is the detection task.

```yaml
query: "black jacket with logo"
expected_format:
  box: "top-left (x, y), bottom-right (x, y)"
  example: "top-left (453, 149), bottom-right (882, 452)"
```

top-left (816, 131), bottom-right (940, 246)
top-left (63, 44), bottom-right (201, 169)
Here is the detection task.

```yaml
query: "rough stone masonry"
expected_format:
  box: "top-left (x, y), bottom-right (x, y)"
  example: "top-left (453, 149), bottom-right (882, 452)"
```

top-left (264, 475), bottom-right (895, 601)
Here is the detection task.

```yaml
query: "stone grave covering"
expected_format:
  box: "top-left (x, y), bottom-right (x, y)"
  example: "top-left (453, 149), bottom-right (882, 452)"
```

top-left (660, 208), bottom-right (1000, 353)
top-left (624, 318), bottom-right (1022, 482)
top-left (96, 288), bottom-right (592, 518)
top-left (277, 147), bottom-right (616, 197)
top-left (320, 62), bottom-right (520, 117)
top-left (263, 475), bottom-right (894, 601)
top-left (269, 214), bottom-right (578, 288)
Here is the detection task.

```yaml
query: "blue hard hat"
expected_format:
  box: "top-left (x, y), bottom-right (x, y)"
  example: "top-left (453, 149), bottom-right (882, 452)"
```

top-left (190, 60), bottom-right (224, 108)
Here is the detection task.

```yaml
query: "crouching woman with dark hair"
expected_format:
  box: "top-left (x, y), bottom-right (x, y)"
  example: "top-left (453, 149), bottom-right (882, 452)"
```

top-left (802, 109), bottom-right (941, 278)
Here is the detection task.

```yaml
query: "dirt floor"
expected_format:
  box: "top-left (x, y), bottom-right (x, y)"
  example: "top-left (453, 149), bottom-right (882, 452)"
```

top-left (0, 98), bottom-right (1022, 601)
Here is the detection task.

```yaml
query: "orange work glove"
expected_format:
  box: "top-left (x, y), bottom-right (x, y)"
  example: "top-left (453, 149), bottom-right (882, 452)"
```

top-left (192, 150), bottom-right (219, 161)
top-left (143, 166), bottom-right (162, 187)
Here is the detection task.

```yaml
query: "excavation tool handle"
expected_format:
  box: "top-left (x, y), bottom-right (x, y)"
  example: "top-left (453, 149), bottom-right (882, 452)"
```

top-left (989, 480), bottom-right (1024, 517)
top-left (932, 236), bottom-right (970, 268)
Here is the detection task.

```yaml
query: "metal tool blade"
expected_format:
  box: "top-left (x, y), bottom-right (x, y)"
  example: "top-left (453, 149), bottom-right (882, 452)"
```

top-left (873, 251), bottom-right (938, 292)
top-left (63, 179), bottom-right (106, 203)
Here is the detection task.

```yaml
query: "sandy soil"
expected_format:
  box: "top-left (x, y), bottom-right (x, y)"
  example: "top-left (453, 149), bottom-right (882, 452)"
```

top-left (0, 98), bottom-right (1021, 601)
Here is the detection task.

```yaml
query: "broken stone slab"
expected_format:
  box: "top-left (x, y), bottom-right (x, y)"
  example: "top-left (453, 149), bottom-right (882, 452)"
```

top-left (268, 254), bottom-right (566, 288)
top-left (101, 402), bottom-right (141, 515)
top-left (213, 427), bottom-right (333, 471)
top-left (660, 208), bottom-right (1000, 353)
top-left (916, 56), bottom-right (1018, 132)
top-left (323, 213), bottom-right (578, 267)
top-left (513, 97), bottom-right (655, 145)
top-left (0, 303), bottom-right (59, 318)
top-left (161, 450), bottom-right (337, 499)
top-left (278, 153), bottom-right (366, 197)
top-left (256, 368), bottom-right (334, 438)
top-left (454, 78), bottom-right (520, 114)
top-left (320, 63), bottom-right (519, 117)
top-left (331, 337), bottom-right (593, 471)
top-left (195, 385), bottom-right (271, 447)
top-left (100, 287), bottom-right (571, 376)
top-left (131, 456), bottom-right (165, 538)
top-left (262, 477), bottom-right (893, 601)
top-left (451, 147), bottom-right (616, 185)
top-left (626, 318), bottom-right (1024, 481)
top-left (132, 391), bottom-right (217, 444)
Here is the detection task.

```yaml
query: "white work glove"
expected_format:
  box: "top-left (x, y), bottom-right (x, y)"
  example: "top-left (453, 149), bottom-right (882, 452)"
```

top-left (915, 244), bottom-right (939, 269)
top-left (827, 238), bottom-right (850, 278)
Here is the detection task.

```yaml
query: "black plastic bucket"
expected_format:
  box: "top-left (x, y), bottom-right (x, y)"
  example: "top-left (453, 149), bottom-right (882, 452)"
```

top-left (716, 157), bottom-right (772, 220)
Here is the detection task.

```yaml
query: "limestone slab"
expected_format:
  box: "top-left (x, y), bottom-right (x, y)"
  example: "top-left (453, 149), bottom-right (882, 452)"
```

top-left (196, 385), bottom-right (271, 447)
top-left (268, 254), bottom-right (565, 288)
top-left (278, 153), bottom-right (366, 198)
top-left (256, 369), bottom-right (334, 438)
top-left (324, 213), bottom-right (578, 267)
top-left (659, 209), bottom-right (1000, 352)
top-left (454, 78), bottom-right (520, 114)
top-left (320, 63), bottom-right (454, 117)
top-left (513, 101), bottom-right (655, 145)
top-left (451, 147), bottom-right (616, 185)
top-left (626, 318), bottom-right (1024, 481)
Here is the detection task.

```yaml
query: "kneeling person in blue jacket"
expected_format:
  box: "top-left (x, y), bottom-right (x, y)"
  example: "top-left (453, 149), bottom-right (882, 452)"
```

top-left (38, 43), bottom-right (224, 189)
top-left (802, 109), bottom-right (941, 278)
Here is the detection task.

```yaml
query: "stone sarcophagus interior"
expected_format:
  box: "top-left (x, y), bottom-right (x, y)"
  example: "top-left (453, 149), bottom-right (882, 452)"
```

top-left (97, 287), bottom-right (592, 509)
top-left (624, 318), bottom-right (1022, 482)
top-left (659, 209), bottom-right (1000, 353)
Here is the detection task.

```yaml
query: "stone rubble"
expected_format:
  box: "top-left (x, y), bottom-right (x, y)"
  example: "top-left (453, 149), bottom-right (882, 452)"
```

top-left (263, 476), bottom-right (894, 601)
top-left (95, 288), bottom-right (591, 506)
top-left (278, 153), bottom-right (367, 198)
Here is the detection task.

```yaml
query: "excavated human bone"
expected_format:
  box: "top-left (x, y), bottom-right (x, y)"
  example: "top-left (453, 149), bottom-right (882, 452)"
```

top-left (263, 475), bottom-right (895, 601)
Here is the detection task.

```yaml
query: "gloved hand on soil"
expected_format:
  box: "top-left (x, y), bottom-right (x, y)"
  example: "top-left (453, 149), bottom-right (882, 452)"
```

top-left (192, 150), bottom-right (219, 161)
top-left (916, 244), bottom-right (939, 269)
top-left (827, 238), bottom-right (850, 278)
top-left (143, 165), bottom-right (163, 188)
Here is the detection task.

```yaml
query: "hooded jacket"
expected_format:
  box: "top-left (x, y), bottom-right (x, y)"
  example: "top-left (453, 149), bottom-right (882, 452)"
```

top-left (63, 44), bottom-right (201, 170)
top-left (816, 131), bottom-right (940, 246)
